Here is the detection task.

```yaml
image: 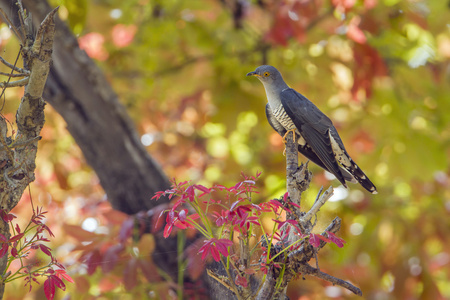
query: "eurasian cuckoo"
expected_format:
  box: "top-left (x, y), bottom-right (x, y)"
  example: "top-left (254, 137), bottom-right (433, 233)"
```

top-left (247, 65), bottom-right (377, 194)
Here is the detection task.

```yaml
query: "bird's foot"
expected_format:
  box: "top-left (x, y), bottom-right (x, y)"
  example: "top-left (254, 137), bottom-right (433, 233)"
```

top-left (282, 129), bottom-right (297, 144)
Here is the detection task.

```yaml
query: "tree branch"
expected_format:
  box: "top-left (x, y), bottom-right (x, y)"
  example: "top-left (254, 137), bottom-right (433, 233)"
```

top-left (0, 4), bottom-right (57, 298)
top-left (0, 71), bottom-right (29, 77)
top-left (22, 6), bottom-right (58, 99)
top-left (0, 78), bottom-right (29, 88)
top-left (255, 132), bottom-right (362, 299)
top-left (299, 263), bottom-right (362, 296)
top-left (0, 7), bottom-right (24, 45)
top-left (6, 0), bottom-right (172, 215)
top-left (301, 186), bottom-right (334, 224)
top-left (0, 56), bottom-right (28, 74)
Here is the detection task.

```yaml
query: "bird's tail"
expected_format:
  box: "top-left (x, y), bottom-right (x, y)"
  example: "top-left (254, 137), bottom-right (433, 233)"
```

top-left (344, 159), bottom-right (378, 194)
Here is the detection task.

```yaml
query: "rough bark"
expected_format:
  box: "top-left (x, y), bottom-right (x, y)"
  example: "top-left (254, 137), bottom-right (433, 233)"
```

top-left (0, 0), bottom-right (172, 215)
top-left (0, 6), bottom-right (58, 298)
top-left (254, 134), bottom-right (362, 299)
top-left (0, 0), bottom-right (190, 294)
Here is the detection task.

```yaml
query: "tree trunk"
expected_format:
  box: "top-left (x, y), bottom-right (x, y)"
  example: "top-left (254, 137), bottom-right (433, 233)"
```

top-left (0, 0), bottom-right (196, 295)
top-left (0, 0), bottom-right (172, 215)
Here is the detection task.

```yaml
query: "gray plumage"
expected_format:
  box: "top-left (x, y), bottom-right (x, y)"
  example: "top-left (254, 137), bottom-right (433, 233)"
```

top-left (247, 65), bottom-right (377, 194)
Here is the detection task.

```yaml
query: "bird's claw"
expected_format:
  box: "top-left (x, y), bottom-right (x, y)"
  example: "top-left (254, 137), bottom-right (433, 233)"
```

top-left (282, 129), bottom-right (297, 144)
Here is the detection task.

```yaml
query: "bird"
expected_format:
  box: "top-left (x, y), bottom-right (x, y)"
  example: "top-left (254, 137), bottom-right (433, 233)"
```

top-left (247, 65), bottom-right (377, 194)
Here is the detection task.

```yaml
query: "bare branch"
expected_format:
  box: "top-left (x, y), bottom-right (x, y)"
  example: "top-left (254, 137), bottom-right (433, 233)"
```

top-left (23, 6), bottom-right (58, 99)
top-left (0, 0), bottom-right (57, 212)
top-left (255, 132), bottom-right (361, 299)
top-left (206, 269), bottom-right (233, 292)
top-left (299, 263), bottom-right (362, 296)
top-left (16, 0), bottom-right (28, 42)
top-left (0, 77), bottom-right (29, 88)
top-left (0, 71), bottom-right (29, 77)
top-left (0, 56), bottom-right (28, 74)
top-left (30, 6), bottom-right (59, 56)
top-left (0, 7), bottom-right (24, 45)
top-left (301, 186), bottom-right (334, 224)
top-left (323, 216), bottom-right (342, 235)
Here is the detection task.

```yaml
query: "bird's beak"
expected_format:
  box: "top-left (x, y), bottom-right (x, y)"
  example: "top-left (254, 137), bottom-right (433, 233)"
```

top-left (246, 71), bottom-right (259, 77)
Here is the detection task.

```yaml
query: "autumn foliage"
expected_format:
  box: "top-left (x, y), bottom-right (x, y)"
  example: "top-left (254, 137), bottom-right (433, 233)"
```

top-left (0, 0), bottom-right (449, 299)
top-left (152, 173), bottom-right (346, 292)
top-left (0, 207), bottom-right (73, 300)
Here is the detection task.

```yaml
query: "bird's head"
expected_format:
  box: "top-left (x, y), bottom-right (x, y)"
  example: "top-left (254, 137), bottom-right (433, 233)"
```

top-left (246, 65), bottom-right (283, 85)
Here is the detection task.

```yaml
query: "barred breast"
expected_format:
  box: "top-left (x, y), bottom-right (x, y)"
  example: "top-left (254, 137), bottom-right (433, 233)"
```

top-left (272, 105), bottom-right (296, 130)
top-left (272, 104), bottom-right (306, 146)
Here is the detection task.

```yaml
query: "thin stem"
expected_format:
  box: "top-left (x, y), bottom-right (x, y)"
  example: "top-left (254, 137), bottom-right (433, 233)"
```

top-left (299, 263), bottom-right (362, 296)
top-left (177, 230), bottom-right (186, 300)
top-left (301, 186), bottom-right (334, 224)
top-left (192, 196), bottom-right (214, 237)
top-left (220, 257), bottom-right (243, 300)
top-left (249, 239), bottom-right (261, 257)
top-left (0, 8), bottom-right (24, 45)
top-left (204, 192), bottom-right (212, 215)
top-left (4, 264), bottom-right (52, 283)
top-left (275, 264), bottom-right (286, 290)
top-left (0, 71), bottom-right (28, 77)
top-left (265, 221), bottom-right (278, 265)
top-left (267, 238), bottom-right (304, 264)
top-left (0, 56), bottom-right (26, 73)
top-left (0, 77), bottom-right (29, 88)
top-left (185, 218), bottom-right (210, 238)
top-left (226, 229), bottom-right (233, 270)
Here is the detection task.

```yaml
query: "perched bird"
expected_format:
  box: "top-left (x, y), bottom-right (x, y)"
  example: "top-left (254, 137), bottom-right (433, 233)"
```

top-left (247, 65), bottom-right (377, 194)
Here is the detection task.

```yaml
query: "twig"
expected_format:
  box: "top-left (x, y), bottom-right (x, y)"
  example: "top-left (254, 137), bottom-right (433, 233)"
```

top-left (0, 51), bottom-right (23, 108)
top-left (17, 0), bottom-right (28, 43)
top-left (31, 7), bottom-right (60, 55)
top-left (0, 78), bottom-right (29, 88)
top-left (287, 218), bottom-right (341, 265)
top-left (0, 7), bottom-right (24, 45)
top-left (219, 258), bottom-right (243, 300)
top-left (0, 71), bottom-right (29, 77)
top-left (301, 186), bottom-right (334, 224)
top-left (323, 217), bottom-right (341, 235)
top-left (299, 263), bottom-right (362, 296)
top-left (284, 217), bottom-right (362, 296)
top-left (206, 269), bottom-right (233, 291)
top-left (0, 56), bottom-right (28, 74)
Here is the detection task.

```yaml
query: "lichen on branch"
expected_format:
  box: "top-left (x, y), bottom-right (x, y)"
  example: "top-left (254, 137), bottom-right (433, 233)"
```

top-left (0, 5), bottom-right (58, 298)
top-left (255, 131), bottom-right (362, 299)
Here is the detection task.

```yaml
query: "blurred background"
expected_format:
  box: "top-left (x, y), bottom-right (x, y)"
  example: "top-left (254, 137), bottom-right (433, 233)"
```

top-left (1, 0), bottom-right (449, 299)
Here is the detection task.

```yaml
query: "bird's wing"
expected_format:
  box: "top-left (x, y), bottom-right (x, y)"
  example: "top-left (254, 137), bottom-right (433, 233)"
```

top-left (266, 103), bottom-right (333, 171)
top-left (280, 88), bottom-right (347, 186)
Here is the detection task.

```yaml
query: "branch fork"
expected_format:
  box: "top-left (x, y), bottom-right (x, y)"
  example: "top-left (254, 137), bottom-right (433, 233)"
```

top-left (0, 2), bottom-right (58, 208)
top-left (256, 131), bottom-right (362, 298)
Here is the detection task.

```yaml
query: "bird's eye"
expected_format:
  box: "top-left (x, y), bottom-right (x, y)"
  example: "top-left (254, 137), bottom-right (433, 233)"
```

top-left (263, 72), bottom-right (270, 77)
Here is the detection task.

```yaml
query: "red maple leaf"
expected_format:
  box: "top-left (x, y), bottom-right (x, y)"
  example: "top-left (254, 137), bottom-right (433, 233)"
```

top-left (309, 233), bottom-right (332, 248)
top-left (198, 238), bottom-right (233, 262)
top-left (327, 231), bottom-right (347, 248)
